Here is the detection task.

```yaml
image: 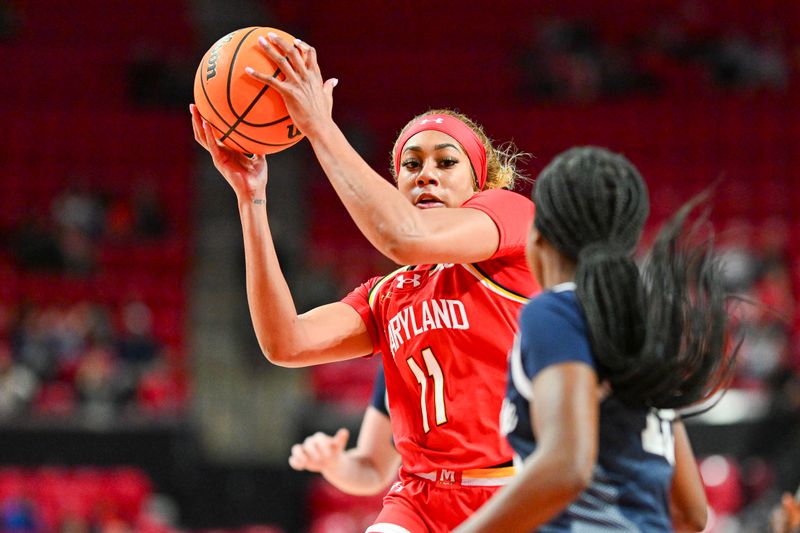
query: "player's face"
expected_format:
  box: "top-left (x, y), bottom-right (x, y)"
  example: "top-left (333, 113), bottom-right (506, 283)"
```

top-left (526, 226), bottom-right (544, 286)
top-left (396, 130), bottom-right (476, 209)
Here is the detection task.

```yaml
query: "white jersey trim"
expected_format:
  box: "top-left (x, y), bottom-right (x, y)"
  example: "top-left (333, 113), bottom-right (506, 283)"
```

top-left (365, 523), bottom-right (413, 533)
top-left (413, 471), bottom-right (515, 487)
top-left (551, 281), bottom-right (576, 292)
top-left (510, 334), bottom-right (533, 401)
top-left (513, 452), bottom-right (525, 473)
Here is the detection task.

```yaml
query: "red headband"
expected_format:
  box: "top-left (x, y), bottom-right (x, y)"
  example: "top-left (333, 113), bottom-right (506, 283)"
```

top-left (393, 114), bottom-right (488, 190)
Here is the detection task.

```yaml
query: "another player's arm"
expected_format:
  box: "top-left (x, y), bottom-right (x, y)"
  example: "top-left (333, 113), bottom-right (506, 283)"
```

top-left (301, 119), bottom-right (500, 265)
top-left (455, 363), bottom-right (598, 533)
top-left (191, 105), bottom-right (372, 367)
top-left (290, 407), bottom-right (400, 496)
top-left (238, 198), bottom-right (372, 366)
top-left (669, 420), bottom-right (708, 532)
top-left (771, 486), bottom-right (800, 533)
top-left (330, 407), bottom-right (400, 495)
top-left (248, 35), bottom-right (501, 265)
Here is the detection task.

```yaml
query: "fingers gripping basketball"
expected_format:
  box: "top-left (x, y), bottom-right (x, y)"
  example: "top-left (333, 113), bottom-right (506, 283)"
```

top-left (193, 26), bottom-right (305, 155)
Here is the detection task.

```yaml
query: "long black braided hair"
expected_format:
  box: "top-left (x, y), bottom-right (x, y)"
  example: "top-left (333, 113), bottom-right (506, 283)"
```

top-left (534, 146), bottom-right (736, 409)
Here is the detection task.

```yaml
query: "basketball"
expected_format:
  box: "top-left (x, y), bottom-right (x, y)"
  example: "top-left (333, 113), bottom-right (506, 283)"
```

top-left (193, 26), bottom-right (305, 155)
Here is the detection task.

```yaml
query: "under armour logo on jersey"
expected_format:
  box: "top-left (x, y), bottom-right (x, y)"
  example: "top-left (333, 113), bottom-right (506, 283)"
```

top-left (396, 274), bottom-right (422, 288)
top-left (419, 118), bottom-right (444, 125)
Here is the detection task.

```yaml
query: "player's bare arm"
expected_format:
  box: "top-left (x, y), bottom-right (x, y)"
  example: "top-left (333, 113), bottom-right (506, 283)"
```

top-left (771, 487), bottom-right (800, 533)
top-left (191, 104), bottom-right (372, 367)
top-left (246, 33), bottom-right (502, 265)
top-left (455, 363), bottom-right (599, 533)
top-left (290, 407), bottom-right (400, 496)
top-left (669, 421), bottom-right (708, 532)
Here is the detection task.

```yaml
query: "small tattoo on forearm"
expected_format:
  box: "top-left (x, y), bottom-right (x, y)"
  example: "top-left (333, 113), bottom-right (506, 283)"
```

top-left (253, 199), bottom-right (266, 205)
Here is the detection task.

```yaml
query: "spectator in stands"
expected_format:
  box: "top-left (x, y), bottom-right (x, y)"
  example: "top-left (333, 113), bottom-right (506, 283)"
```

top-left (132, 180), bottom-right (167, 240)
top-left (0, 1), bottom-right (20, 42)
top-left (0, 341), bottom-right (38, 418)
top-left (117, 300), bottom-right (159, 367)
top-left (105, 195), bottom-right (136, 242)
top-left (59, 226), bottom-right (96, 275)
top-left (724, 215), bottom-right (800, 526)
top-left (1, 495), bottom-right (42, 533)
top-left (707, 28), bottom-right (789, 91)
top-left (13, 181), bottom-right (171, 276)
top-left (724, 217), bottom-right (796, 391)
top-left (517, 17), bottom-right (659, 103)
top-left (106, 181), bottom-right (167, 242)
top-left (52, 183), bottom-right (105, 240)
top-left (137, 356), bottom-right (183, 415)
top-left (718, 218), bottom-right (759, 293)
top-left (14, 304), bottom-right (61, 382)
top-left (12, 216), bottom-right (64, 272)
top-left (74, 344), bottom-right (134, 420)
top-left (127, 41), bottom-right (193, 109)
top-left (5, 299), bottom-right (175, 418)
top-left (515, 10), bottom-right (792, 105)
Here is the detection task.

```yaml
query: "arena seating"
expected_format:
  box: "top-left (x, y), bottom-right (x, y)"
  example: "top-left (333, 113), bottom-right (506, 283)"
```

top-left (305, 477), bottom-right (385, 533)
top-left (0, 1), bottom-right (195, 415)
top-left (0, 466), bottom-right (153, 530)
top-left (0, 0), bottom-right (797, 529)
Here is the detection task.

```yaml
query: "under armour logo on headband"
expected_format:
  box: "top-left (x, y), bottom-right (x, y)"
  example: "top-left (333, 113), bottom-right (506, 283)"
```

top-left (394, 113), bottom-right (488, 189)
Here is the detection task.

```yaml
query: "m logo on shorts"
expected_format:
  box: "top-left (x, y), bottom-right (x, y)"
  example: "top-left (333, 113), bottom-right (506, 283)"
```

top-left (439, 469), bottom-right (456, 485)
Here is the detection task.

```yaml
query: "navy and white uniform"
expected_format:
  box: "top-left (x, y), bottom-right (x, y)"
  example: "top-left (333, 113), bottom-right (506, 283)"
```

top-left (501, 282), bottom-right (677, 532)
top-left (369, 361), bottom-right (390, 417)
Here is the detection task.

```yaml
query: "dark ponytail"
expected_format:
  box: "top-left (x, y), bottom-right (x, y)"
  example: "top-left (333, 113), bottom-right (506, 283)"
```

top-left (534, 147), bottom-right (735, 409)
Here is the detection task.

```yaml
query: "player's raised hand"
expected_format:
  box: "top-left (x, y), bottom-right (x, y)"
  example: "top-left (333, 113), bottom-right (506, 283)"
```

top-left (771, 490), bottom-right (800, 533)
top-left (245, 32), bottom-right (337, 138)
top-left (289, 428), bottom-right (350, 473)
top-left (190, 103), bottom-right (268, 202)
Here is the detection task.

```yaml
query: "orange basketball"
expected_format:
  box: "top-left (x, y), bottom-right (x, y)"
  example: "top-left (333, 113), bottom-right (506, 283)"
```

top-left (193, 26), bottom-right (304, 155)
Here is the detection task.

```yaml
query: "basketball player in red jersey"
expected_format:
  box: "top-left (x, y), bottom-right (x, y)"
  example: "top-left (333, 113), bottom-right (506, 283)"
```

top-left (189, 32), bottom-right (538, 532)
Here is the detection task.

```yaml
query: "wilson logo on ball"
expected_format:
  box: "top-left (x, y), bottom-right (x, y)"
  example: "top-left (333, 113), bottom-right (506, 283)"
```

top-left (206, 32), bottom-right (236, 81)
top-left (193, 26), bottom-right (306, 155)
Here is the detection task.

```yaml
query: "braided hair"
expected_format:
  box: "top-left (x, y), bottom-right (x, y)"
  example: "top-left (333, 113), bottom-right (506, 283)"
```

top-left (534, 146), bottom-right (735, 409)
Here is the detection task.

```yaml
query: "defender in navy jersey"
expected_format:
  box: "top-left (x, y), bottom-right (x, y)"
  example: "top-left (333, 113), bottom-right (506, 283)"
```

top-left (457, 147), bottom-right (737, 533)
top-left (504, 286), bottom-right (677, 531)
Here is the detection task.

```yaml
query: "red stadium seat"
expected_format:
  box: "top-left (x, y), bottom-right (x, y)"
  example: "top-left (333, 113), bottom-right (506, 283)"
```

top-left (103, 467), bottom-right (153, 522)
top-left (33, 382), bottom-right (77, 416)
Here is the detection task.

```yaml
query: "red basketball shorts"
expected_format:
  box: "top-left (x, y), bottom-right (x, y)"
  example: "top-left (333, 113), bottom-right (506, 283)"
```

top-left (365, 466), bottom-right (515, 533)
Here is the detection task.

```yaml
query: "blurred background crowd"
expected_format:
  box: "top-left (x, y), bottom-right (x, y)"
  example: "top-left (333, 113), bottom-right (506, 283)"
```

top-left (0, 0), bottom-right (798, 532)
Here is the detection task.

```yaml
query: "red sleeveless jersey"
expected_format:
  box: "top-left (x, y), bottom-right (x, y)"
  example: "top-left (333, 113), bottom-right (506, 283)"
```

top-left (342, 189), bottom-right (538, 473)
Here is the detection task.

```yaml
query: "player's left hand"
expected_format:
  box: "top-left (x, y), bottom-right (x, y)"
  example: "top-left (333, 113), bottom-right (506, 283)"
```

top-left (245, 32), bottom-right (337, 140)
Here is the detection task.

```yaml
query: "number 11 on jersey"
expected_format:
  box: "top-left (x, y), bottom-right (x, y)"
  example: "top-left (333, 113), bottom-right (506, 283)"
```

top-left (407, 348), bottom-right (448, 433)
